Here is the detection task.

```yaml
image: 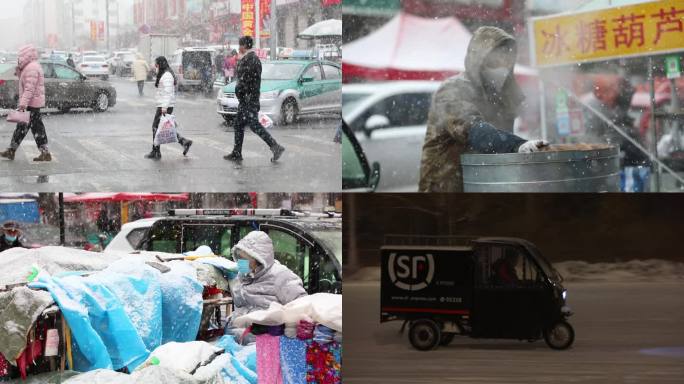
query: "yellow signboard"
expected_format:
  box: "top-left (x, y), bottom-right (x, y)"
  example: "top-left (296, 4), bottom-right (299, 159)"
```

top-left (530, 0), bottom-right (684, 67)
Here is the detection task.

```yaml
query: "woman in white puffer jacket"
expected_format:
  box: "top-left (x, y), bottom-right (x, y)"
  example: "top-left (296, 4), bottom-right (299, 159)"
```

top-left (145, 56), bottom-right (193, 159)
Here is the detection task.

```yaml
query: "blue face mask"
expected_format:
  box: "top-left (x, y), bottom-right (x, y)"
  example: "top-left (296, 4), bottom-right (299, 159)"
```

top-left (5, 235), bottom-right (17, 243)
top-left (237, 259), bottom-right (251, 275)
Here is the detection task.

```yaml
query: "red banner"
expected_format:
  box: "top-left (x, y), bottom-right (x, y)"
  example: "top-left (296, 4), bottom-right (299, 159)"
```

top-left (98, 21), bottom-right (105, 41)
top-left (260, 0), bottom-right (271, 38)
top-left (90, 21), bottom-right (97, 41)
top-left (241, 0), bottom-right (255, 37)
top-left (322, 0), bottom-right (341, 6)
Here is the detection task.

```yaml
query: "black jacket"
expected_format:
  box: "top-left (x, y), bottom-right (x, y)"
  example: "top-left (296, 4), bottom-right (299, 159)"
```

top-left (0, 235), bottom-right (24, 252)
top-left (67, 58), bottom-right (75, 68)
top-left (235, 51), bottom-right (262, 111)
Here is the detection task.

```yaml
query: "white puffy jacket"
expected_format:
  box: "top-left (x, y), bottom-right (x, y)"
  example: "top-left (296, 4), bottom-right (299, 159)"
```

top-left (228, 231), bottom-right (307, 324)
top-left (155, 71), bottom-right (176, 108)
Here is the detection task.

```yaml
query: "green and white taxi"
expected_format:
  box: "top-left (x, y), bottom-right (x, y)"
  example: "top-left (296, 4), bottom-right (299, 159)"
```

top-left (217, 59), bottom-right (341, 125)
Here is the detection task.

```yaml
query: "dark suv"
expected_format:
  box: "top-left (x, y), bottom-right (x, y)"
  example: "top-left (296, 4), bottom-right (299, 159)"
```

top-left (133, 209), bottom-right (342, 294)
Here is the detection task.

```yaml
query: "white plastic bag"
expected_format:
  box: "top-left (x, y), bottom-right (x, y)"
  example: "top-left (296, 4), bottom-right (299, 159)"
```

top-left (258, 112), bottom-right (273, 129)
top-left (154, 114), bottom-right (178, 146)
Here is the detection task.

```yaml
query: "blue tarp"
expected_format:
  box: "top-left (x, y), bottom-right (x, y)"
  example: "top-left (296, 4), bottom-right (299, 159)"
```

top-left (29, 259), bottom-right (204, 372)
top-left (214, 335), bottom-right (258, 384)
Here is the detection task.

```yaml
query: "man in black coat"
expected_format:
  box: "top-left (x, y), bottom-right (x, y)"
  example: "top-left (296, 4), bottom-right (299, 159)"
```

top-left (0, 221), bottom-right (25, 252)
top-left (66, 54), bottom-right (75, 68)
top-left (224, 35), bottom-right (285, 163)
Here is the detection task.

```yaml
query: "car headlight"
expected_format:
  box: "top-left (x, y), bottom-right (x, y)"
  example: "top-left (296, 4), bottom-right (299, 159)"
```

top-left (261, 90), bottom-right (279, 99)
top-left (562, 290), bottom-right (567, 300)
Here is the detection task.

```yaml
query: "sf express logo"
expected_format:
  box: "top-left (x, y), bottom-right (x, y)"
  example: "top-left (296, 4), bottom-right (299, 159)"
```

top-left (387, 253), bottom-right (435, 291)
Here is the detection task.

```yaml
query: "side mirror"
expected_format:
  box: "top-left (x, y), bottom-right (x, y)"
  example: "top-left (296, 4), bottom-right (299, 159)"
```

top-left (369, 162), bottom-right (381, 191)
top-left (301, 75), bottom-right (314, 83)
top-left (364, 114), bottom-right (390, 137)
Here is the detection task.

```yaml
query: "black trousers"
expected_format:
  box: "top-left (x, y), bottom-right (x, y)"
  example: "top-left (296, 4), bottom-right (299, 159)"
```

top-left (137, 81), bottom-right (144, 95)
top-left (232, 106), bottom-right (277, 155)
top-left (151, 107), bottom-right (189, 152)
top-left (11, 107), bottom-right (48, 150)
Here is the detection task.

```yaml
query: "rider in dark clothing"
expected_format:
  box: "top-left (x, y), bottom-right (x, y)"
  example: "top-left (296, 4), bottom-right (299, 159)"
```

top-left (0, 221), bottom-right (25, 252)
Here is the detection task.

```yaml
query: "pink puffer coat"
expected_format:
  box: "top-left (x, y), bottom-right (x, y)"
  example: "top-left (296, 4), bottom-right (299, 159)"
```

top-left (17, 45), bottom-right (45, 109)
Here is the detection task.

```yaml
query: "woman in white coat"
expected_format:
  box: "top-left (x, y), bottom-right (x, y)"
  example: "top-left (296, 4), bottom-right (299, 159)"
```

top-left (145, 56), bottom-right (193, 159)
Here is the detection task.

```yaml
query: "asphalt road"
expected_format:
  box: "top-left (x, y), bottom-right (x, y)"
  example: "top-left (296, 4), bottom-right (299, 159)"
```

top-left (343, 281), bottom-right (684, 383)
top-left (0, 77), bottom-right (341, 191)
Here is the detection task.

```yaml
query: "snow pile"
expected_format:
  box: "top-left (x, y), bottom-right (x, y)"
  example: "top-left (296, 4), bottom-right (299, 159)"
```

top-left (554, 259), bottom-right (684, 282)
top-left (348, 260), bottom-right (684, 283)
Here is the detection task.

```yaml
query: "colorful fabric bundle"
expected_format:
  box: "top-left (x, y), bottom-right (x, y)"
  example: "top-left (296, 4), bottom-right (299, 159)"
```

top-left (305, 341), bottom-right (341, 384)
top-left (256, 334), bottom-right (283, 384)
top-left (313, 325), bottom-right (335, 345)
top-left (252, 324), bottom-right (285, 336)
top-left (280, 337), bottom-right (307, 384)
top-left (297, 321), bottom-right (315, 340)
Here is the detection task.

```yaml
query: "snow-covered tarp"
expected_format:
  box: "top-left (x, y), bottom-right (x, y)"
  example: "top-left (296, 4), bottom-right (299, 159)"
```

top-left (28, 258), bottom-right (204, 372)
top-left (0, 246), bottom-right (123, 289)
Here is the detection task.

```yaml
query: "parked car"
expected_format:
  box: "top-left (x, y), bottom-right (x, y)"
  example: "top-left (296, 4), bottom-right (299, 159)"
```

top-left (106, 50), bottom-right (133, 74)
top-left (77, 55), bottom-right (109, 80)
top-left (0, 60), bottom-right (117, 112)
top-left (170, 47), bottom-right (216, 92)
top-left (217, 59), bottom-right (341, 125)
top-left (343, 81), bottom-right (440, 191)
top-left (106, 209), bottom-right (342, 294)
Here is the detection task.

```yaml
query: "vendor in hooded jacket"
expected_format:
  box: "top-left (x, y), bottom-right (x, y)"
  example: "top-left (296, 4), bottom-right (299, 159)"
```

top-left (419, 26), bottom-right (550, 192)
top-left (0, 221), bottom-right (25, 252)
top-left (225, 230), bottom-right (307, 343)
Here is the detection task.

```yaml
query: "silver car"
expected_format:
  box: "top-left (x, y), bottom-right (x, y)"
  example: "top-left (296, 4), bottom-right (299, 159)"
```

top-left (343, 81), bottom-right (440, 191)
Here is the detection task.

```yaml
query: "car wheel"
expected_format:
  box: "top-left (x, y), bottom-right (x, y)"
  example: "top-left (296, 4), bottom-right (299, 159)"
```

top-left (93, 92), bottom-right (109, 112)
top-left (280, 98), bottom-right (298, 125)
top-left (222, 115), bottom-right (234, 125)
top-left (102, 75), bottom-right (109, 81)
top-left (543, 321), bottom-right (575, 350)
top-left (408, 319), bottom-right (441, 351)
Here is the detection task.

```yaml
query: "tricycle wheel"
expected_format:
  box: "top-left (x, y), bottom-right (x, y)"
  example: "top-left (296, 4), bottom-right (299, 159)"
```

top-left (543, 321), bottom-right (574, 350)
top-left (440, 333), bottom-right (455, 346)
top-left (409, 319), bottom-right (441, 351)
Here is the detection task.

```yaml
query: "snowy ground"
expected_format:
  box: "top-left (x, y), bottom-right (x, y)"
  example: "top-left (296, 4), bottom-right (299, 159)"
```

top-left (343, 276), bottom-right (684, 383)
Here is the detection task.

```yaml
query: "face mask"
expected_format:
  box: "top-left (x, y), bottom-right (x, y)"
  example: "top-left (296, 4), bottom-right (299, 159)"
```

top-left (237, 259), bottom-right (251, 275)
top-left (4, 235), bottom-right (17, 242)
top-left (482, 67), bottom-right (509, 92)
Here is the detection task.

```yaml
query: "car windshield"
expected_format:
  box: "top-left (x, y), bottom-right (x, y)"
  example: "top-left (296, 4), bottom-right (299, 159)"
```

top-left (83, 56), bottom-right (105, 63)
top-left (342, 92), bottom-right (371, 115)
top-left (525, 242), bottom-right (562, 283)
top-left (311, 230), bottom-right (342, 265)
top-left (261, 63), bottom-right (304, 80)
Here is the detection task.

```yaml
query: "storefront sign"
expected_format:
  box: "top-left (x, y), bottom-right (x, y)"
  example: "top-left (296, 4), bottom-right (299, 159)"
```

top-left (530, 0), bottom-right (684, 67)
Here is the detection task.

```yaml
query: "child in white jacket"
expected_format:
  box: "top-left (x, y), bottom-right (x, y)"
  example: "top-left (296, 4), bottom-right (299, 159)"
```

top-left (145, 56), bottom-right (193, 159)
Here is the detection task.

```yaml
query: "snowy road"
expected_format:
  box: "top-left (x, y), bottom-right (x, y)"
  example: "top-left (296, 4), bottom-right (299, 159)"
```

top-left (0, 77), bottom-right (341, 191)
top-left (343, 281), bottom-right (684, 383)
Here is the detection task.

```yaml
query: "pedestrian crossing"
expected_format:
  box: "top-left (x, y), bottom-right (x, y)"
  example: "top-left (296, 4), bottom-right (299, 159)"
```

top-left (0, 132), bottom-right (339, 170)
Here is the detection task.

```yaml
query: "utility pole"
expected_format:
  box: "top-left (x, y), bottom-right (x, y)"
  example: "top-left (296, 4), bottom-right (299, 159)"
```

top-left (71, 0), bottom-right (76, 48)
top-left (255, 0), bottom-right (260, 49)
top-left (269, 0), bottom-right (277, 60)
top-left (106, 0), bottom-right (110, 51)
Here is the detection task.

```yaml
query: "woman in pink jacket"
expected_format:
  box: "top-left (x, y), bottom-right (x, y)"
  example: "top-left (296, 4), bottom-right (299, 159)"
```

top-left (0, 44), bottom-right (51, 161)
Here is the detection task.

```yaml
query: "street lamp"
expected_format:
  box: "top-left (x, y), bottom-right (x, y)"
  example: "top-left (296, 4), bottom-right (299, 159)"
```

top-left (105, 0), bottom-right (110, 51)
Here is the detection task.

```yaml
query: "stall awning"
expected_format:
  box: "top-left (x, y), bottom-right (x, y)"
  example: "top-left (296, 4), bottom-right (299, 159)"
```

top-left (63, 193), bottom-right (190, 203)
top-left (343, 12), bottom-right (537, 82)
